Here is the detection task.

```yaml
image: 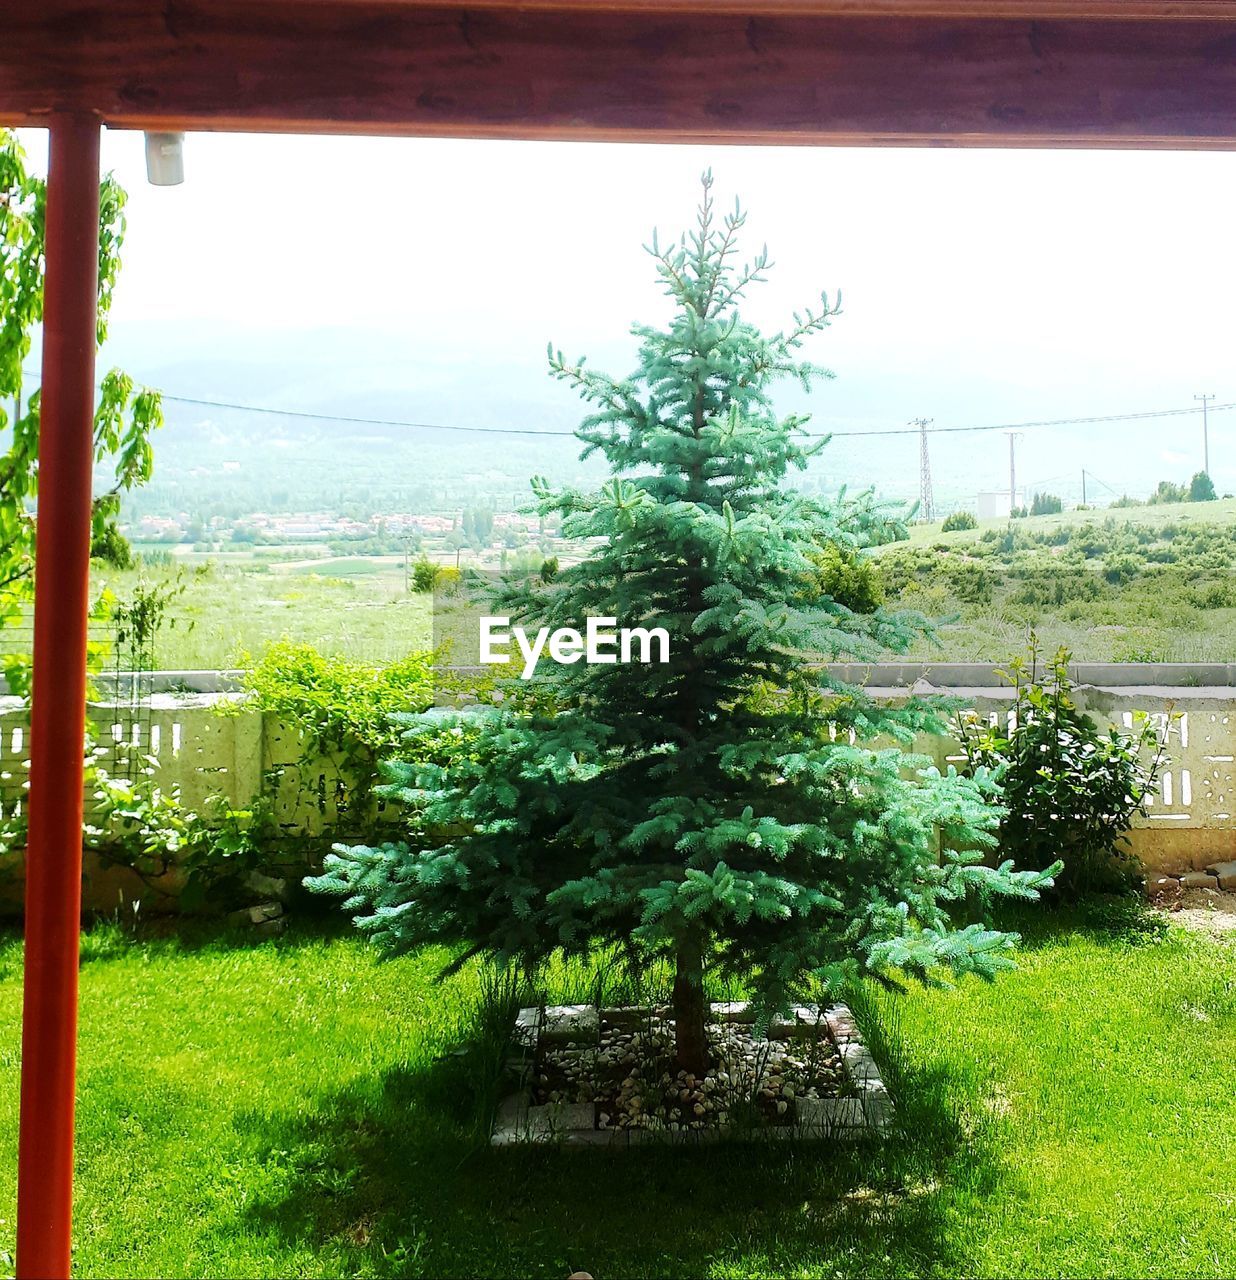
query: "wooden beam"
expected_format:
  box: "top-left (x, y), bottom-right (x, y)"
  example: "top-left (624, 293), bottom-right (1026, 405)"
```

top-left (140, 1), bottom-right (1236, 18)
top-left (4, 3), bottom-right (1236, 147)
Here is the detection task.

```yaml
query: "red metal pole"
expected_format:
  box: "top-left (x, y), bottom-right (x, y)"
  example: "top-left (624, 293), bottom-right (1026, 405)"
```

top-left (16, 113), bottom-right (101, 1280)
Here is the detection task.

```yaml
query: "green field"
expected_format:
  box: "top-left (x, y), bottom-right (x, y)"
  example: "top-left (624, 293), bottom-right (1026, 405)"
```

top-left (92, 498), bottom-right (1236, 670)
top-left (43, 561), bottom-right (434, 670)
top-left (4, 497), bottom-right (1233, 672)
top-left (0, 907), bottom-right (1231, 1278)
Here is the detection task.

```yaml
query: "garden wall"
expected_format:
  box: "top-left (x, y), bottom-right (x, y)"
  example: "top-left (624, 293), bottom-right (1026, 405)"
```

top-left (0, 663), bottom-right (1231, 913)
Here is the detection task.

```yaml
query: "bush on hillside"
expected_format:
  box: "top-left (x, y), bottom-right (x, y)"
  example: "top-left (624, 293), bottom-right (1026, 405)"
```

top-left (942, 510), bottom-right (978, 532)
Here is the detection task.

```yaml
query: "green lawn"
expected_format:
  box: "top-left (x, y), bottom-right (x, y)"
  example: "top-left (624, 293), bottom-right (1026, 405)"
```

top-left (0, 909), bottom-right (1232, 1278)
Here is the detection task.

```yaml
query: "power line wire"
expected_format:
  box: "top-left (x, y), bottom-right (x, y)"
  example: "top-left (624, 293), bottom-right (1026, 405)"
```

top-left (827, 401), bottom-right (1236, 440)
top-left (20, 366), bottom-right (1234, 441)
top-left (145, 390), bottom-right (1236, 441)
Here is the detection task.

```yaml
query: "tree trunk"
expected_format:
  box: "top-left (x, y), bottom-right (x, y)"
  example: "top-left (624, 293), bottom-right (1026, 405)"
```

top-left (672, 937), bottom-right (709, 1076)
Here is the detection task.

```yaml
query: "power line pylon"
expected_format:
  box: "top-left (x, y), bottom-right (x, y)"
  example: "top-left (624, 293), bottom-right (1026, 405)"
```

top-left (1004, 430), bottom-right (1023, 514)
top-left (1194, 393), bottom-right (1214, 475)
top-left (913, 417), bottom-right (934, 521)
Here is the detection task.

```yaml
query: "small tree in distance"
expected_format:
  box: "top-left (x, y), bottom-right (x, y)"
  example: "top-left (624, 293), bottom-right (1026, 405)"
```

top-left (310, 175), bottom-right (1058, 1074)
top-left (1189, 471), bottom-right (1217, 502)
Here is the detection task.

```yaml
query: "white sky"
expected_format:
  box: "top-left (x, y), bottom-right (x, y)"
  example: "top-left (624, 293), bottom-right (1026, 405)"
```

top-left (17, 128), bottom-right (1236, 499)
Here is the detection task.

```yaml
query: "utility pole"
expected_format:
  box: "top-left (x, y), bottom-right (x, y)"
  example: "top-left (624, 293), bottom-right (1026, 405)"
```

top-left (913, 417), bottom-right (934, 522)
top-left (1194, 393), bottom-right (1214, 475)
top-left (1081, 469), bottom-right (1087, 508)
top-left (1004, 431), bottom-right (1022, 515)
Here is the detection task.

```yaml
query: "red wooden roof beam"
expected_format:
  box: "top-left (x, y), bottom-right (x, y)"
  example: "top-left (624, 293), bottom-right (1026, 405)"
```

top-left (3, 1), bottom-right (1236, 147)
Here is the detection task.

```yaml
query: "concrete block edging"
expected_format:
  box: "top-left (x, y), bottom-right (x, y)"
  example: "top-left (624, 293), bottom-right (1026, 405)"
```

top-left (492, 1000), bottom-right (893, 1148)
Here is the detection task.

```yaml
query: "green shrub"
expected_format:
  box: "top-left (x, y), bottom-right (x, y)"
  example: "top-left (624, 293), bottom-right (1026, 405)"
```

top-left (942, 510), bottom-right (978, 532)
top-left (91, 521), bottom-right (134, 569)
top-left (1102, 553), bottom-right (1143, 585)
top-left (235, 641), bottom-right (437, 779)
top-left (1011, 569), bottom-right (1103, 607)
top-left (959, 640), bottom-right (1165, 896)
top-left (1149, 479), bottom-right (1188, 505)
top-left (945, 561), bottom-right (993, 605)
top-left (88, 644), bottom-right (478, 913)
top-left (89, 774), bottom-right (276, 913)
top-left (411, 557), bottom-right (440, 593)
top-left (805, 544), bottom-right (885, 612)
top-left (1029, 492), bottom-right (1063, 516)
top-left (1189, 578), bottom-right (1236, 609)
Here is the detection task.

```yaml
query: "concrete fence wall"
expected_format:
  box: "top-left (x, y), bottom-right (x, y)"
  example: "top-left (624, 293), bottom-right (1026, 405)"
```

top-left (0, 694), bottom-right (386, 839)
top-left (0, 664), bottom-right (1232, 912)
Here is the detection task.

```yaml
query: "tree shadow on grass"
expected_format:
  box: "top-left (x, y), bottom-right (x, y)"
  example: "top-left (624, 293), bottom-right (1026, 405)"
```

top-left (227, 1008), bottom-right (1004, 1280)
top-left (986, 895), bottom-right (1170, 954)
top-left (73, 911), bottom-right (357, 965)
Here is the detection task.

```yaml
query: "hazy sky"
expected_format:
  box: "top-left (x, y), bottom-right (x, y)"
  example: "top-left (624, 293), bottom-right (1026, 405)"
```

top-left (17, 128), bottom-right (1236, 501)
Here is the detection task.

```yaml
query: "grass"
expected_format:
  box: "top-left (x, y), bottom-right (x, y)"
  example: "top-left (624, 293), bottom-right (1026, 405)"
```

top-left (0, 906), bottom-right (1233, 1278)
top-left (0, 562), bottom-right (435, 671)
top-left (877, 501), bottom-right (1236, 663)
top-left (1, 496), bottom-right (1233, 671)
top-left (148, 563), bottom-right (434, 667)
top-left (900, 496), bottom-right (1236, 548)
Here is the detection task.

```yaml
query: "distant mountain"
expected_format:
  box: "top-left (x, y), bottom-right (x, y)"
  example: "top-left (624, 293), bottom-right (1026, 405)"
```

top-left (93, 320), bottom-right (1231, 522)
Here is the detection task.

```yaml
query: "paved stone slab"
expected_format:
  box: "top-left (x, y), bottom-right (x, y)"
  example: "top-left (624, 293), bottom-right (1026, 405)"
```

top-left (541, 1004), bottom-right (600, 1045)
top-left (525, 1101), bottom-right (596, 1135)
top-left (490, 1089), bottom-right (532, 1146)
top-left (824, 1005), bottom-right (860, 1044)
top-left (602, 1006), bottom-right (653, 1029)
top-left (512, 1006), bottom-right (541, 1050)
top-left (503, 1051), bottom-right (533, 1084)
top-left (1147, 875), bottom-right (1183, 902)
top-left (227, 900), bottom-right (283, 925)
top-left (797, 1094), bottom-right (893, 1135)
top-left (1203, 861), bottom-right (1236, 891)
top-left (838, 1042), bottom-right (888, 1095)
top-left (1181, 871), bottom-right (1220, 890)
top-left (710, 1001), bottom-right (756, 1023)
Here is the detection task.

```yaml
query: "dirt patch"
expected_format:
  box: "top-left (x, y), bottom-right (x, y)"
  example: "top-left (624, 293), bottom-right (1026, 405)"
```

top-left (1163, 887), bottom-right (1236, 940)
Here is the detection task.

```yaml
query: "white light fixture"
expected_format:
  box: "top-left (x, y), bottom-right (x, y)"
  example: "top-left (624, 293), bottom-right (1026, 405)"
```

top-left (144, 132), bottom-right (185, 186)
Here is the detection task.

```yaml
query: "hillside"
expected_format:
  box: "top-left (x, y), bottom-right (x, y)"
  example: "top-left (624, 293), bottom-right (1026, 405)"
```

top-left (875, 500), bottom-right (1236, 663)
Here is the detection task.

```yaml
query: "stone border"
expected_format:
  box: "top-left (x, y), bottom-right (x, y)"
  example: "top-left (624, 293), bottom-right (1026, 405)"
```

top-left (492, 1001), bottom-right (892, 1147)
top-left (1148, 860), bottom-right (1236, 904)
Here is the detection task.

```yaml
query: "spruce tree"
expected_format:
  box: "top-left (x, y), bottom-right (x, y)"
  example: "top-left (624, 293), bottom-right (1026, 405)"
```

top-left (309, 175), bottom-right (1057, 1074)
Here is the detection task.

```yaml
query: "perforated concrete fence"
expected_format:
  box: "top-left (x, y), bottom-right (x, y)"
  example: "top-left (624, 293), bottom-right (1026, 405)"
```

top-left (0, 684), bottom-right (396, 912)
top-left (849, 663), bottom-right (1236, 873)
top-left (0, 663), bottom-right (1232, 912)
